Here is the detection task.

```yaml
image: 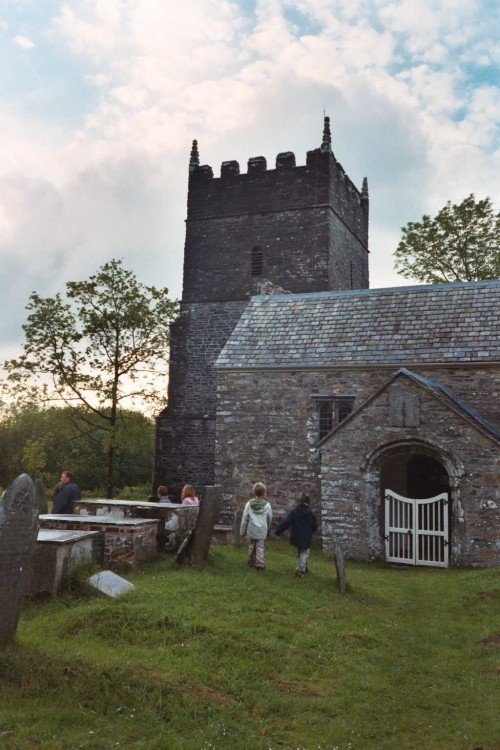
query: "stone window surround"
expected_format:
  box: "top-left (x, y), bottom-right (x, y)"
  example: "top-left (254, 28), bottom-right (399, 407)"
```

top-left (310, 393), bottom-right (356, 440)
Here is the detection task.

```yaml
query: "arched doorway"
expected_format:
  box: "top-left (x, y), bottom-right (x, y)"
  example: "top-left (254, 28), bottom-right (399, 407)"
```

top-left (381, 452), bottom-right (450, 499)
top-left (365, 441), bottom-right (461, 568)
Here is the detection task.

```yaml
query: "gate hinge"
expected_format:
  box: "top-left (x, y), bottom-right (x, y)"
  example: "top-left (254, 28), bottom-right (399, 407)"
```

top-left (443, 540), bottom-right (449, 547)
top-left (383, 535), bottom-right (389, 541)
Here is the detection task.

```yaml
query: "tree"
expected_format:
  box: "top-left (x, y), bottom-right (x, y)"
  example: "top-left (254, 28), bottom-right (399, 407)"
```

top-left (0, 404), bottom-right (154, 493)
top-left (5, 259), bottom-right (177, 497)
top-left (394, 195), bottom-right (500, 284)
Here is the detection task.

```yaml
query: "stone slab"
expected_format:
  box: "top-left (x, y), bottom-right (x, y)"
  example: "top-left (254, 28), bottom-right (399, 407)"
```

top-left (40, 514), bottom-right (158, 528)
top-left (80, 498), bottom-right (186, 509)
top-left (73, 500), bottom-right (198, 553)
top-left (87, 570), bottom-right (134, 598)
top-left (39, 515), bottom-right (158, 569)
top-left (37, 529), bottom-right (100, 544)
top-left (29, 529), bottom-right (103, 597)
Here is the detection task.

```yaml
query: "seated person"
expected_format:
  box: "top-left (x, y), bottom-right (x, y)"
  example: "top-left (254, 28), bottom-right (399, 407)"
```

top-left (181, 484), bottom-right (199, 506)
top-left (156, 485), bottom-right (171, 504)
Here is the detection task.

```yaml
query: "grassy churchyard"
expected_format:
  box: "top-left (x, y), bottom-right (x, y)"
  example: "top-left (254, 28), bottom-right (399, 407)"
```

top-left (0, 541), bottom-right (498, 750)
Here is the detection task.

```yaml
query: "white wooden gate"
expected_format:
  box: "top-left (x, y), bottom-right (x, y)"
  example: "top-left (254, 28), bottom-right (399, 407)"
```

top-left (384, 490), bottom-right (449, 568)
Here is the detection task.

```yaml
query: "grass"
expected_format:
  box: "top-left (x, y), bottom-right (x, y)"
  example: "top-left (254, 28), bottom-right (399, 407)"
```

top-left (0, 541), bottom-right (498, 750)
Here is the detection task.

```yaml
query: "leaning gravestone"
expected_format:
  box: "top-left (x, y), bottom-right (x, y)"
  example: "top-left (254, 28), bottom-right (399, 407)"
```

top-left (0, 474), bottom-right (39, 643)
top-left (232, 507), bottom-right (243, 548)
top-left (175, 486), bottom-right (221, 566)
top-left (87, 570), bottom-right (134, 598)
top-left (332, 536), bottom-right (352, 593)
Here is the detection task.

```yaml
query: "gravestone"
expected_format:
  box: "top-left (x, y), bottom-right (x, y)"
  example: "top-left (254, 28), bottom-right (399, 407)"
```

top-left (34, 477), bottom-right (48, 515)
top-left (232, 507), bottom-right (243, 548)
top-left (332, 536), bottom-right (351, 593)
top-left (175, 486), bottom-right (221, 566)
top-left (87, 570), bottom-right (134, 598)
top-left (0, 474), bottom-right (39, 642)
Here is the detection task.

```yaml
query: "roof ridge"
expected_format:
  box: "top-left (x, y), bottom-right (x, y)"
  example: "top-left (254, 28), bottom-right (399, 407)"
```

top-left (250, 279), bottom-right (500, 303)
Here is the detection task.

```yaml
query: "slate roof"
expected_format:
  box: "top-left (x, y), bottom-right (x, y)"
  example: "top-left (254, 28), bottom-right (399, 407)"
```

top-left (216, 280), bottom-right (500, 369)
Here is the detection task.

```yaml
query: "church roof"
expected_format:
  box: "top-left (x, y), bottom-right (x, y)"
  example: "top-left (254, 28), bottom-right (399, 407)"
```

top-left (215, 280), bottom-right (500, 370)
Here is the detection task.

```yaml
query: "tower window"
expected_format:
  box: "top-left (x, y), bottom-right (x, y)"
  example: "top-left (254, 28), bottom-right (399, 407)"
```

top-left (251, 246), bottom-right (263, 277)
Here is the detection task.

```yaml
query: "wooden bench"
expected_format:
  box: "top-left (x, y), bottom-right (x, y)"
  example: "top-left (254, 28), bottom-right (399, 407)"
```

top-left (38, 515), bottom-right (159, 570)
top-left (73, 499), bottom-right (198, 551)
top-left (28, 529), bottom-right (102, 597)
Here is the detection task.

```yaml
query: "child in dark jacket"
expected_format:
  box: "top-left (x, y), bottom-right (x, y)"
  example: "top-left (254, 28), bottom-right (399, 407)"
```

top-left (275, 493), bottom-right (318, 578)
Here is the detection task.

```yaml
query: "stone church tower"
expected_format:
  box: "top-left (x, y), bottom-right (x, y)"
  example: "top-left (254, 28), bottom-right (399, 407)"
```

top-left (153, 118), bottom-right (369, 498)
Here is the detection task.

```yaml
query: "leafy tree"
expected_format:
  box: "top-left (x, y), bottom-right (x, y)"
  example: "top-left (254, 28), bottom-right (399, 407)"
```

top-left (5, 259), bottom-right (177, 497)
top-left (0, 404), bottom-right (154, 493)
top-left (394, 195), bottom-right (500, 283)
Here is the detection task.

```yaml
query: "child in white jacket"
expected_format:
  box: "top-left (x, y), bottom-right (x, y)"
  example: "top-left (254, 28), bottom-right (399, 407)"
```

top-left (240, 482), bottom-right (273, 570)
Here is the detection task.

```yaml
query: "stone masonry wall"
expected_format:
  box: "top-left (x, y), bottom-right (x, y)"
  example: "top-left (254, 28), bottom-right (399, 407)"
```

top-left (215, 365), bottom-right (499, 555)
top-left (39, 518), bottom-right (158, 570)
top-left (154, 144), bottom-right (369, 498)
top-left (154, 300), bottom-right (247, 498)
top-left (320, 376), bottom-right (499, 566)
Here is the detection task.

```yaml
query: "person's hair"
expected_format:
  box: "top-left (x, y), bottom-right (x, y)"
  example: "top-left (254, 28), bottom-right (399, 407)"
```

top-left (62, 471), bottom-right (73, 482)
top-left (181, 484), bottom-right (196, 500)
top-left (157, 485), bottom-right (168, 497)
top-left (253, 482), bottom-right (266, 497)
top-left (298, 492), bottom-right (310, 505)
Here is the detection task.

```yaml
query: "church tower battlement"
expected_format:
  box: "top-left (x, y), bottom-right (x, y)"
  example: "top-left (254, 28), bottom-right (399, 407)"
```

top-left (153, 118), bottom-right (370, 498)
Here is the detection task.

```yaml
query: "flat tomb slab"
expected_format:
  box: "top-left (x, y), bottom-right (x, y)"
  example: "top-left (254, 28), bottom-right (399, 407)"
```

top-left (40, 514), bottom-right (158, 527)
top-left (38, 515), bottom-right (158, 569)
top-left (81, 498), bottom-right (186, 509)
top-left (37, 529), bottom-right (101, 544)
top-left (29, 529), bottom-right (103, 598)
top-left (73, 500), bottom-right (199, 552)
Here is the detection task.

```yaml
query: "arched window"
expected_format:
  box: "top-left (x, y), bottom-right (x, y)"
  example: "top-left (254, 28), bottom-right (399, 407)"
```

top-left (251, 246), bottom-right (263, 277)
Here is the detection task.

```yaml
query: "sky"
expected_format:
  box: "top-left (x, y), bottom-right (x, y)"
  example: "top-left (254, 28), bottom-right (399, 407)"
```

top-left (0, 0), bottom-right (498, 363)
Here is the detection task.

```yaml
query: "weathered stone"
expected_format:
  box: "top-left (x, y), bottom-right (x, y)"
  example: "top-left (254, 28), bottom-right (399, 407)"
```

top-left (28, 529), bottom-right (102, 597)
top-left (87, 570), bottom-right (134, 598)
top-left (153, 124), bottom-right (369, 499)
top-left (332, 537), bottom-right (351, 593)
top-left (0, 474), bottom-right (39, 642)
top-left (176, 486), bottom-right (221, 566)
top-left (38, 515), bottom-right (158, 570)
top-left (73, 498), bottom-right (198, 552)
top-left (34, 477), bottom-right (48, 514)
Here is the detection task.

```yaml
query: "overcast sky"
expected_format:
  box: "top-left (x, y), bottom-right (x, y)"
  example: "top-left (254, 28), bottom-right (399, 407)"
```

top-left (0, 0), bottom-right (498, 362)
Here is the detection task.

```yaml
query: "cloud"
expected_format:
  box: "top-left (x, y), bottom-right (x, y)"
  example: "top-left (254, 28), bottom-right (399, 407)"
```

top-left (0, 0), bottom-right (498, 362)
top-left (12, 34), bottom-right (35, 49)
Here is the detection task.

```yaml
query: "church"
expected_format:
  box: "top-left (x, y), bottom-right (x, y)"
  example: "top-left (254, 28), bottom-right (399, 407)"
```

top-left (154, 119), bottom-right (499, 568)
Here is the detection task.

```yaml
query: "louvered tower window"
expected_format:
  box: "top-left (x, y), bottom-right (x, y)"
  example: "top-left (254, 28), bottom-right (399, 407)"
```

top-left (251, 246), bottom-right (263, 276)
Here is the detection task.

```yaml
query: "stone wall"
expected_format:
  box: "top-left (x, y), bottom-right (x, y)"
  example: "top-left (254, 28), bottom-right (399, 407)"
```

top-left (39, 517), bottom-right (158, 570)
top-left (154, 301), bottom-right (247, 499)
top-left (320, 375), bottom-right (499, 566)
top-left (215, 365), bottom-right (499, 565)
top-left (154, 144), bottom-right (369, 497)
top-left (73, 499), bottom-right (198, 551)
